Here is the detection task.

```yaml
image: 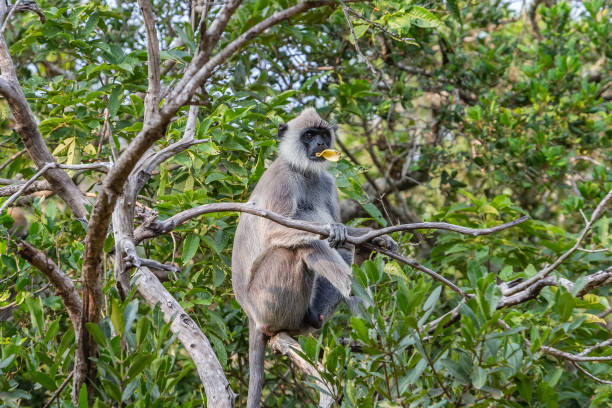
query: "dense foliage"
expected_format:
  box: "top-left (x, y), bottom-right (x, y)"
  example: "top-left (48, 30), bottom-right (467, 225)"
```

top-left (0, 0), bottom-right (610, 407)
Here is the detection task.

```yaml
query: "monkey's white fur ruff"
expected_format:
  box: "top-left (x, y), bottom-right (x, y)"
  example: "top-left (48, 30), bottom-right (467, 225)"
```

top-left (279, 108), bottom-right (336, 174)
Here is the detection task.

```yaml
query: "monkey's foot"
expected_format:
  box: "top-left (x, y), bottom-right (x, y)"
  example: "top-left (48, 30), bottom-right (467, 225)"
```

top-left (261, 326), bottom-right (277, 337)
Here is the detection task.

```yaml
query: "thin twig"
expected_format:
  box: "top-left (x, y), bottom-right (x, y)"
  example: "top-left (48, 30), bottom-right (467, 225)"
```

top-left (339, 0), bottom-right (377, 76)
top-left (577, 247), bottom-right (610, 254)
top-left (0, 283), bottom-right (50, 312)
top-left (42, 371), bottom-right (74, 408)
top-left (0, 0), bottom-right (22, 33)
top-left (0, 148), bottom-right (26, 172)
top-left (0, 162), bottom-right (111, 214)
top-left (572, 363), bottom-right (612, 385)
top-left (578, 338), bottom-right (612, 356)
top-left (341, 3), bottom-right (416, 44)
top-left (505, 189), bottom-right (612, 296)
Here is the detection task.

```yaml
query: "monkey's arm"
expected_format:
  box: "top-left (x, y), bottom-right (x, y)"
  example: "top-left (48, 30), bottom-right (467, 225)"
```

top-left (302, 241), bottom-right (352, 298)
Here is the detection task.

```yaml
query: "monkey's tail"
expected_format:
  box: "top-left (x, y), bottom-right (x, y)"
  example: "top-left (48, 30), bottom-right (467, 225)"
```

top-left (247, 319), bottom-right (266, 408)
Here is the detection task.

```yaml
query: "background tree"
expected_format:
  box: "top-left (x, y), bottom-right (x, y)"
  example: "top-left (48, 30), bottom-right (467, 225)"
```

top-left (0, 0), bottom-right (610, 407)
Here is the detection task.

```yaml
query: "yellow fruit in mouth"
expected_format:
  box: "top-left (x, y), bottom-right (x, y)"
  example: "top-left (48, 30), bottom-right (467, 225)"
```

top-left (315, 149), bottom-right (341, 162)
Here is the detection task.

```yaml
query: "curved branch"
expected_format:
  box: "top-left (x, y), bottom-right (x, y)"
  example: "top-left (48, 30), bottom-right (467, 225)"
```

top-left (134, 266), bottom-right (235, 408)
top-left (353, 215), bottom-right (530, 244)
top-left (132, 202), bottom-right (525, 298)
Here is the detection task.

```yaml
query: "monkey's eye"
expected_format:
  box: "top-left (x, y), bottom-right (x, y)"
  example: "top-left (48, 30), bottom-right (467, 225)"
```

top-left (304, 131), bottom-right (314, 139)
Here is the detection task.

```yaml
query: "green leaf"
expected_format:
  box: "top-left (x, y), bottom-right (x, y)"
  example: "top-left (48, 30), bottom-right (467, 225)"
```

top-left (127, 354), bottom-right (151, 382)
top-left (557, 291), bottom-right (574, 322)
top-left (78, 384), bottom-right (88, 408)
top-left (124, 300), bottom-right (139, 334)
top-left (423, 286), bottom-right (442, 311)
top-left (472, 366), bottom-right (487, 389)
top-left (350, 317), bottom-right (369, 343)
top-left (407, 6), bottom-right (442, 28)
top-left (86, 322), bottom-right (107, 346)
top-left (446, 0), bottom-right (462, 23)
top-left (25, 296), bottom-right (44, 337)
top-left (111, 297), bottom-right (125, 337)
top-left (353, 24), bottom-right (369, 39)
top-left (181, 234), bottom-right (200, 263)
top-left (109, 86), bottom-right (123, 117)
top-left (82, 12), bottom-right (99, 37)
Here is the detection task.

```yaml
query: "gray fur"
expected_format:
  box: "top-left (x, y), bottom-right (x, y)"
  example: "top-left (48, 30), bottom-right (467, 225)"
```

top-left (232, 109), bottom-right (351, 408)
top-left (231, 109), bottom-right (397, 408)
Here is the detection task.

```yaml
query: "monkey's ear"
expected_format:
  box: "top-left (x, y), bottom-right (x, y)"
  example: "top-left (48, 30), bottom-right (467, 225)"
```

top-left (331, 124), bottom-right (338, 132)
top-left (278, 123), bottom-right (288, 139)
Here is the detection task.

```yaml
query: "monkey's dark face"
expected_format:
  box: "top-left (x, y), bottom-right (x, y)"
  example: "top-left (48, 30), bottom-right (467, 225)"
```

top-left (300, 127), bottom-right (332, 161)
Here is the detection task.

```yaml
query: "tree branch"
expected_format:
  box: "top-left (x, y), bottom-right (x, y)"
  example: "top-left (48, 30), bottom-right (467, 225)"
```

top-left (269, 332), bottom-right (335, 408)
top-left (505, 189), bottom-right (612, 296)
top-left (0, 18), bottom-right (88, 219)
top-left (0, 179), bottom-right (50, 197)
top-left (17, 241), bottom-right (82, 329)
top-left (133, 266), bottom-right (235, 408)
top-left (137, 0), bottom-right (161, 122)
top-left (0, 162), bottom-right (109, 214)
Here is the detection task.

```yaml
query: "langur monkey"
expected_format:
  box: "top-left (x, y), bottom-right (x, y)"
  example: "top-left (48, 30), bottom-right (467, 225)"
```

top-left (232, 108), bottom-right (396, 408)
top-left (7, 207), bottom-right (28, 239)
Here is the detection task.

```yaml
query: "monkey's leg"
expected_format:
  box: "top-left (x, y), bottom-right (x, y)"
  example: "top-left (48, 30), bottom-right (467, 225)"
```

top-left (248, 247), bottom-right (313, 333)
top-left (303, 275), bottom-right (343, 329)
top-left (247, 318), bottom-right (267, 408)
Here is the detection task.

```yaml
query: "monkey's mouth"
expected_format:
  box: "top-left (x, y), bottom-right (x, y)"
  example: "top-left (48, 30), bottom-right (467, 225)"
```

top-left (310, 150), bottom-right (327, 161)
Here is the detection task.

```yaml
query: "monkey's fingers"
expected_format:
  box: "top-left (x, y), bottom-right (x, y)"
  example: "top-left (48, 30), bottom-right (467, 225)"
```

top-left (372, 235), bottom-right (398, 251)
top-left (328, 226), bottom-right (337, 248)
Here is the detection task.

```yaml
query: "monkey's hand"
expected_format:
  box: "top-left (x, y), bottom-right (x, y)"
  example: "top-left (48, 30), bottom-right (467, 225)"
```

top-left (371, 235), bottom-right (398, 252)
top-left (327, 223), bottom-right (348, 248)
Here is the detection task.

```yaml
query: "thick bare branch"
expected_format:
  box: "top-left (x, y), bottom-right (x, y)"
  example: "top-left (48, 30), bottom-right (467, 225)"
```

top-left (0, 179), bottom-right (50, 197)
top-left (134, 202), bottom-right (526, 247)
top-left (134, 266), bottom-right (235, 408)
top-left (131, 202), bottom-right (525, 297)
top-left (269, 332), bottom-right (335, 408)
top-left (0, 162), bottom-right (110, 213)
top-left (17, 241), bottom-right (82, 329)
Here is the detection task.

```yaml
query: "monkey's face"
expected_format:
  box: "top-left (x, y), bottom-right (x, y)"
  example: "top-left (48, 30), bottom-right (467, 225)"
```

top-left (300, 127), bottom-right (332, 162)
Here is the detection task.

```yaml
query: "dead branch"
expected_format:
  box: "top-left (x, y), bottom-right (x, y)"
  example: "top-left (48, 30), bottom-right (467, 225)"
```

top-left (0, 162), bottom-right (110, 214)
top-left (505, 189), bottom-right (612, 296)
top-left (133, 266), bottom-right (235, 408)
top-left (0, 179), bottom-right (51, 197)
top-left (269, 332), bottom-right (335, 408)
top-left (137, 0), bottom-right (161, 122)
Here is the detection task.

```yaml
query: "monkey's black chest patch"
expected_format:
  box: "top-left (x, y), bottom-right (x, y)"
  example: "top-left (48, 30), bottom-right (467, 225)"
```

top-left (297, 199), bottom-right (315, 213)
